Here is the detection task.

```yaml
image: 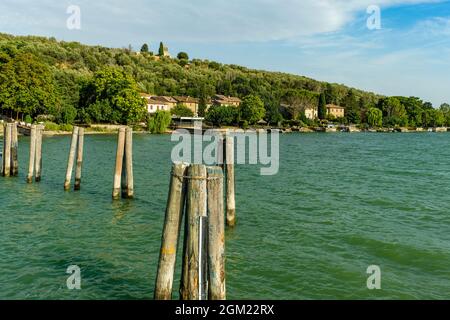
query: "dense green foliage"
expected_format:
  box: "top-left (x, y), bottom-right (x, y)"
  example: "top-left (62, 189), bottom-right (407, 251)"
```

top-left (367, 107), bottom-right (383, 127)
top-left (79, 67), bottom-right (147, 124)
top-left (171, 104), bottom-right (194, 117)
top-left (239, 95), bottom-right (266, 124)
top-left (205, 105), bottom-right (238, 127)
top-left (0, 33), bottom-right (447, 128)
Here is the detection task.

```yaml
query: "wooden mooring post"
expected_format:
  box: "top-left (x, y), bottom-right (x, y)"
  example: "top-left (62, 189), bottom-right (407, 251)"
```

top-left (2, 123), bottom-right (12, 177)
top-left (180, 164), bottom-right (207, 300)
top-left (207, 166), bottom-right (226, 300)
top-left (11, 122), bottom-right (19, 176)
top-left (74, 127), bottom-right (84, 191)
top-left (112, 127), bottom-right (134, 199)
top-left (224, 135), bottom-right (236, 227)
top-left (34, 125), bottom-right (43, 182)
top-left (64, 126), bottom-right (79, 190)
top-left (26, 125), bottom-right (37, 183)
top-left (154, 162), bottom-right (188, 300)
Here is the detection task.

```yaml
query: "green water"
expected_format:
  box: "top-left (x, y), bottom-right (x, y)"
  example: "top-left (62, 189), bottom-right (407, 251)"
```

top-left (1, 132), bottom-right (450, 300)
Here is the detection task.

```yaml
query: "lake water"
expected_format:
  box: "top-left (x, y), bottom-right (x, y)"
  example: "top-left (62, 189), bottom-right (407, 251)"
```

top-left (1, 132), bottom-right (450, 299)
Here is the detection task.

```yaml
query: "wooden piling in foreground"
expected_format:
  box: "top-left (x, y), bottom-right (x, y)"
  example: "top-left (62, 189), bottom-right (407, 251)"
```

top-left (180, 164), bottom-right (207, 300)
top-left (3, 123), bottom-right (12, 177)
top-left (207, 166), bottom-right (226, 300)
top-left (225, 135), bottom-right (236, 227)
top-left (112, 127), bottom-right (126, 199)
top-left (11, 123), bottom-right (19, 176)
top-left (74, 127), bottom-right (84, 191)
top-left (27, 125), bottom-right (37, 183)
top-left (124, 127), bottom-right (134, 198)
top-left (34, 125), bottom-right (43, 182)
top-left (155, 162), bottom-right (188, 300)
top-left (64, 126), bottom-right (79, 190)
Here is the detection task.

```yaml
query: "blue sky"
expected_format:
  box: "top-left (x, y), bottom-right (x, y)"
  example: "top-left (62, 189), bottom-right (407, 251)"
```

top-left (0, 0), bottom-right (449, 106)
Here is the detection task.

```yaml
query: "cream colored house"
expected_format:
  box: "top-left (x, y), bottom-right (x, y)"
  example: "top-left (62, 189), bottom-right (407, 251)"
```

top-left (326, 104), bottom-right (345, 118)
top-left (173, 96), bottom-right (200, 115)
top-left (304, 107), bottom-right (318, 120)
top-left (212, 94), bottom-right (242, 107)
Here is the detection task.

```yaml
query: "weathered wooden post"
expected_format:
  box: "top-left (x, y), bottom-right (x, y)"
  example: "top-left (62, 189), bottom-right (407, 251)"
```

top-left (26, 125), bottom-right (37, 183)
top-left (155, 162), bottom-right (188, 300)
top-left (64, 126), bottom-right (79, 191)
top-left (112, 127), bottom-right (126, 200)
top-left (224, 135), bottom-right (236, 227)
top-left (207, 166), bottom-right (226, 300)
top-left (1, 124), bottom-right (5, 175)
top-left (216, 132), bottom-right (224, 168)
top-left (3, 123), bottom-right (12, 177)
top-left (74, 127), bottom-right (84, 191)
top-left (124, 127), bottom-right (134, 198)
top-left (180, 164), bottom-right (207, 300)
top-left (34, 125), bottom-right (43, 182)
top-left (11, 123), bottom-right (19, 176)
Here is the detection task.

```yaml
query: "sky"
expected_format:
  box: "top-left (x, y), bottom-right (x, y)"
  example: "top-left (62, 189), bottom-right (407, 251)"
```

top-left (0, 0), bottom-right (449, 106)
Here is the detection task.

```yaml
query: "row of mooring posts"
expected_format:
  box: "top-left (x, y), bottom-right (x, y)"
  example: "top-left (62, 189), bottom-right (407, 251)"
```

top-left (2, 122), bottom-right (19, 177)
top-left (154, 163), bottom-right (226, 300)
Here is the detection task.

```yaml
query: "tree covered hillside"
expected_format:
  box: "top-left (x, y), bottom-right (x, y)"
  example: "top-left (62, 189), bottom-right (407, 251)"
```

top-left (0, 32), bottom-right (447, 127)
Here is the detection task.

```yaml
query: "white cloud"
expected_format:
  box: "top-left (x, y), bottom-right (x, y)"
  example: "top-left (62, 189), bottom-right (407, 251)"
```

top-left (0, 0), bottom-right (441, 42)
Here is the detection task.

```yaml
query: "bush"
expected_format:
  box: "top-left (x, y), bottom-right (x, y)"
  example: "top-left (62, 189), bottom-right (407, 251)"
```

top-left (59, 124), bottom-right (74, 132)
top-left (24, 115), bottom-right (33, 124)
top-left (171, 104), bottom-right (194, 117)
top-left (239, 120), bottom-right (249, 129)
top-left (205, 105), bottom-right (238, 127)
top-left (148, 111), bottom-right (172, 134)
top-left (44, 121), bottom-right (60, 131)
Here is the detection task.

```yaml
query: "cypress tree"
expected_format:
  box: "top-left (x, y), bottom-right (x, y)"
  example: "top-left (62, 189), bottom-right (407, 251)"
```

top-left (318, 92), bottom-right (327, 120)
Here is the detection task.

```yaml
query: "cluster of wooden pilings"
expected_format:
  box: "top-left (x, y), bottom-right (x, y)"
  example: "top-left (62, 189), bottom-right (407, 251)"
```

top-left (2, 122), bottom-right (19, 177)
top-left (154, 133), bottom-right (237, 301)
top-left (155, 163), bottom-right (226, 300)
top-left (112, 127), bottom-right (134, 199)
top-left (26, 125), bottom-right (44, 183)
top-left (64, 126), bottom-right (85, 191)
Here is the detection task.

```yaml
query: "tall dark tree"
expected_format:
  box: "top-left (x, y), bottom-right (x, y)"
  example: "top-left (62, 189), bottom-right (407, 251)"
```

top-left (158, 42), bottom-right (165, 56)
top-left (318, 92), bottom-right (327, 120)
top-left (140, 43), bottom-right (149, 53)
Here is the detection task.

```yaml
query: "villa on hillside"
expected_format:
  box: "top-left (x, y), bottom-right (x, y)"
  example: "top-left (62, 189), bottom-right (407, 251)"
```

top-left (212, 94), bottom-right (242, 107)
top-left (141, 93), bottom-right (242, 115)
top-left (326, 104), bottom-right (345, 118)
top-left (173, 96), bottom-right (200, 115)
top-left (305, 106), bottom-right (318, 120)
top-left (280, 104), bottom-right (318, 120)
top-left (141, 94), bottom-right (172, 113)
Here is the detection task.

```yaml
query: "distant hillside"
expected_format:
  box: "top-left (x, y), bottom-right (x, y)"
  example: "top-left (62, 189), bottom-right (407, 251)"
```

top-left (0, 32), bottom-right (383, 107)
top-left (4, 32), bottom-right (445, 128)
